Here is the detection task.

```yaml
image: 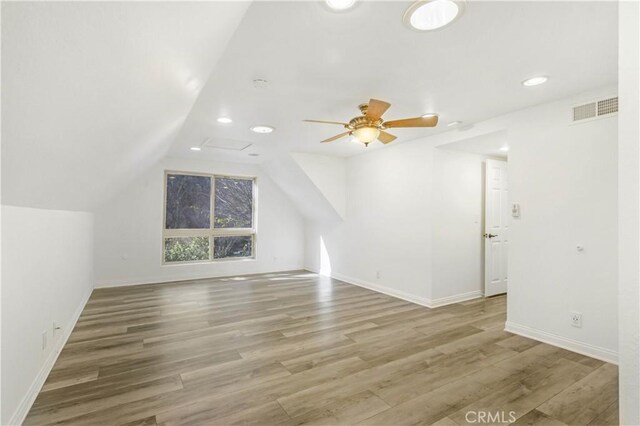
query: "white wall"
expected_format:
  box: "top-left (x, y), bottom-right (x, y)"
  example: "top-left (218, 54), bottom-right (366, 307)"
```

top-left (305, 139), bottom-right (495, 306)
top-left (291, 153), bottom-right (347, 219)
top-left (305, 140), bottom-right (435, 304)
top-left (94, 157), bottom-right (305, 287)
top-left (431, 149), bottom-right (487, 301)
top-left (305, 87), bottom-right (619, 362)
top-left (618, 0), bottom-right (640, 422)
top-left (1, 206), bottom-right (94, 425)
top-left (505, 93), bottom-right (618, 362)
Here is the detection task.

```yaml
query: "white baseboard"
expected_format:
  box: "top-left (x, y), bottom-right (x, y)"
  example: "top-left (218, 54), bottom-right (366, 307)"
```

top-left (319, 271), bottom-right (481, 309)
top-left (95, 266), bottom-right (306, 288)
top-left (429, 290), bottom-right (484, 308)
top-left (8, 287), bottom-right (93, 426)
top-left (330, 272), bottom-right (433, 308)
top-left (505, 321), bottom-right (618, 365)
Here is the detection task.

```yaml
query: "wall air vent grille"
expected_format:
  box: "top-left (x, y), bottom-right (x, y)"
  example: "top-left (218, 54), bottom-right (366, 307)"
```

top-left (597, 97), bottom-right (618, 116)
top-left (571, 96), bottom-right (618, 124)
top-left (573, 103), bottom-right (596, 121)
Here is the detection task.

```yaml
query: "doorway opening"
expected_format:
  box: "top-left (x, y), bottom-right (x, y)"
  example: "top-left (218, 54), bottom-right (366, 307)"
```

top-left (437, 130), bottom-right (509, 298)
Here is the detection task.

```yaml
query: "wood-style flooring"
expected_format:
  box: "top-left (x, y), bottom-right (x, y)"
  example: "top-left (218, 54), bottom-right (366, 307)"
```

top-left (25, 271), bottom-right (618, 425)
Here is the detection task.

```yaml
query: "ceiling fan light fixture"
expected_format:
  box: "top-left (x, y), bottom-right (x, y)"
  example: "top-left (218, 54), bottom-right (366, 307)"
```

top-left (404, 0), bottom-right (464, 31)
top-left (353, 127), bottom-right (380, 145)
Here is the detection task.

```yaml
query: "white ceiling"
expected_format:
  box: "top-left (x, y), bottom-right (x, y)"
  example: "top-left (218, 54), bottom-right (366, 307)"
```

top-left (1, 1), bottom-right (250, 210)
top-left (2, 1), bottom-right (618, 211)
top-left (438, 130), bottom-right (509, 159)
top-left (171, 0), bottom-right (618, 163)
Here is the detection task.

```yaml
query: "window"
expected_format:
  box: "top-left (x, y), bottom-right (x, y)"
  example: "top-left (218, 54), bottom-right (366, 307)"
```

top-left (163, 172), bottom-right (256, 263)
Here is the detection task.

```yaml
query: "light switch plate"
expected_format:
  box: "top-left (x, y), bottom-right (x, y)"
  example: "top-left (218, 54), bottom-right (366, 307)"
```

top-left (512, 203), bottom-right (520, 218)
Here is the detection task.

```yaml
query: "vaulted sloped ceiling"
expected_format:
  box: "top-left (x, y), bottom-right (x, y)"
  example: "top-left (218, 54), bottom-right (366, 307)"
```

top-left (2, 1), bottom-right (618, 219)
top-left (168, 1), bottom-right (617, 163)
top-left (1, 1), bottom-right (250, 211)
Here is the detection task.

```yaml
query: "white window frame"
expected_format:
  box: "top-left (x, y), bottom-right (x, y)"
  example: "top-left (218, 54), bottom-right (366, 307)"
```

top-left (162, 170), bottom-right (257, 265)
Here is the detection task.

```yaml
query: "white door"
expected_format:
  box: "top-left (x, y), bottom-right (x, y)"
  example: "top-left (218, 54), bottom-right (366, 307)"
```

top-left (484, 159), bottom-right (508, 297)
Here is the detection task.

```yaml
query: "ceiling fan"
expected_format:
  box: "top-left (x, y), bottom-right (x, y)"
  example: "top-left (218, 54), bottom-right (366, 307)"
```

top-left (304, 99), bottom-right (438, 147)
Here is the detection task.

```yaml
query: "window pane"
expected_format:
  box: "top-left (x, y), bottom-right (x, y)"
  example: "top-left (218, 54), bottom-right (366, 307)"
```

top-left (214, 177), bottom-right (253, 228)
top-left (214, 236), bottom-right (253, 259)
top-left (165, 174), bottom-right (211, 229)
top-left (164, 237), bottom-right (210, 263)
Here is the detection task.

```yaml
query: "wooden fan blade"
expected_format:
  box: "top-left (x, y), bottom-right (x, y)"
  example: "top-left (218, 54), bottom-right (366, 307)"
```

top-left (366, 99), bottom-right (391, 121)
top-left (321, 131), bottom-right (350, 143)
top-left (384, 115), bottom-right (438, 128)
top-left (378, 131), bottom-right (397, 144)
top-left (304, 119), bottom-right (348, 126)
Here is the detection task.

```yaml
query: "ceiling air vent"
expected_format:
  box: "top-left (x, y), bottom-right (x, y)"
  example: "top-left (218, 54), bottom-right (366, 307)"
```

top-left (202, 138), bottom-right (252, 151)
top-left (597, 97), bottom-right (618, 116)
top-left (573, 103), bottom-right (596, 121)
top-left (571, 96), bottom-right (618, 124)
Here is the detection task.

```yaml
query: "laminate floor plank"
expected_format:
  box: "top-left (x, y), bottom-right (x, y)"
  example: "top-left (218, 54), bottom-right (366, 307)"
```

top-left (587, 401), bottom-right (619, 426)
top-left (511, 409), bottom-right (567, 425)
top-left (537, 363), bottom-right (618, 425)
top-left (24, 271), bottom-right (618, 425)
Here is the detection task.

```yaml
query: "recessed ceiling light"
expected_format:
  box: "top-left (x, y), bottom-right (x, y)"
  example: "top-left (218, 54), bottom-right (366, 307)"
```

top-left (190, 146), bottom-right (202, 151)
top-left (217, 117), bottom-right (232, 124)
top-left (447, 121), bottom-right (462, 127)
top-left (404, 0), bottom-right (464, 31)
top-left (326, 0), bottom-right (356, 11)
top-left (250, 125), bottom-right (275, 134)
top-left (500, 146), bottom-right (509, 152)
top-left (522, 76), bottom-right (548, 87)
top-left (421, 113), bottom-right (438, 119)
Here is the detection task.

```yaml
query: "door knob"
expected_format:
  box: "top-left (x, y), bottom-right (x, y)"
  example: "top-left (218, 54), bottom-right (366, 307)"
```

top-left (483, 233), bottom-right (498, 238)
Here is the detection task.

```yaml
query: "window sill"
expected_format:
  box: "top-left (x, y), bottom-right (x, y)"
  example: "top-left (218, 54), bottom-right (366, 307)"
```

top-left (162, 257), bottom-right (256, 266)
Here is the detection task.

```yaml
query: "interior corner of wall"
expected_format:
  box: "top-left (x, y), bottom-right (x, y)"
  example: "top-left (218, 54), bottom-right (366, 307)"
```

top-left (288, 152), bottom-right (347, 220)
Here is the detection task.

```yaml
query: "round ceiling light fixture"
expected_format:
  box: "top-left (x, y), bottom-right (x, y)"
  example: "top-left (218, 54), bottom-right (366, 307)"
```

top-left (217, 117), bottom-right (233, 124)
top-left (522, 76), bottom-right (549, 87)
top-left (326, 0), bottom-right (356, 11)
top-left (500, 146), bottom-right (509, 152)
top-left (250, 125), bottom-right (275, 134)
top-left (404, 0), bottom-right (464, 31)
top-left (190, 146), bottom-right (202, 151)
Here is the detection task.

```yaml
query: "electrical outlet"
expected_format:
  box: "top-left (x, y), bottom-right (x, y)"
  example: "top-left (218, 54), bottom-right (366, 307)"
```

top-left (42, 331), bottom-right (48, 350)
top-left (571, 312), bottom-right (582, 328)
